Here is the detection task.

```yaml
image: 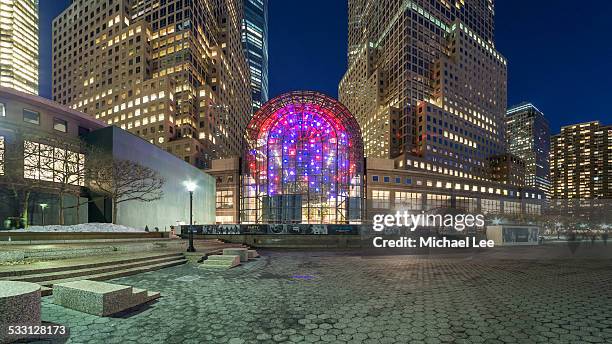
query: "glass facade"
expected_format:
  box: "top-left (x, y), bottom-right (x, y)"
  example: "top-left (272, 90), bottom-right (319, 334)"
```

top-left (506, 103), bottom-right (551, 197)
top-left (0, 0), bottom-right (38, 94)
top-left (242, 91), bottom-right (364, 224)
top-left (242, 0), bottom-right (268, 112)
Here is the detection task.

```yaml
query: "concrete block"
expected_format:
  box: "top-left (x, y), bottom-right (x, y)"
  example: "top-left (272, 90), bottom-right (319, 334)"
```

top-left (222, 248), bottom-right (248, 262)
top-left (53, 280), bottom-right (159, 316)
top-left (0, 281), bottom-right (41, 343)
top-left (247, 250), bottom-right (260, 259)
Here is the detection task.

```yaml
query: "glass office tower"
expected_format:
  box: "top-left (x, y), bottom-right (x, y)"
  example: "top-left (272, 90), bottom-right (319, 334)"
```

top-left (242, 0), bottom-right (268, 113)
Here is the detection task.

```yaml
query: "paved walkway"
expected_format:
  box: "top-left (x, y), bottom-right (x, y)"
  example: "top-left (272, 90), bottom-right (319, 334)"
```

top-left (39, 248), bottom-right (612, 343)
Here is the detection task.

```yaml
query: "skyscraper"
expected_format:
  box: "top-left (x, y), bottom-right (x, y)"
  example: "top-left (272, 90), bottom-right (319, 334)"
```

top-left (52, 0), bottom-right (251, 168)
top-left (241, 0), bottom-right (268, 113)
top-left (0, 0), bottom-right (39, 95)
top-left (506, 103), bottom-right (550, 197)
top-left (550, 121), bottom-right (612, 201)
top-left (339, 0), bottom-right (507, 181)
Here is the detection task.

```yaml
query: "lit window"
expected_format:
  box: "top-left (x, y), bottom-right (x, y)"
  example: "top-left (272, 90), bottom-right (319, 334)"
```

top-left (0, 136), bottom-right (4, 175)
top-left (216, 190), bottom-right (234, 209)
top-left (0, 103), bottom-right (5, 117)
top-left (371, 190), bottom-right (390, 208)
top-left (53, 118), bottom-right (68, 132)
top-left (23, 109), bottom-right (40, 125)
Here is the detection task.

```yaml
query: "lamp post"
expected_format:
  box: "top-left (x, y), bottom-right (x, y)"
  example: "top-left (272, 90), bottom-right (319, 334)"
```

top-left (40, 203), bottom-right (48, 226)
top-left (184, 181), bottom-right (197, 252)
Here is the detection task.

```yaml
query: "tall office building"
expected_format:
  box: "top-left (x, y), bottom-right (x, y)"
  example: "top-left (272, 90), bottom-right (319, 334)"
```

top-left (550, 121), bottom-right (612, 201)
top-left (339, 0), bottom-right (507, 181)
top-left (0, 0), bottom-right (39, 94)
top-left (52, 0), bottom-right (251, 168)
top-left (506, 103), bottom-right (550, 196)
top-left (241, 0), bottom-right (268, 112)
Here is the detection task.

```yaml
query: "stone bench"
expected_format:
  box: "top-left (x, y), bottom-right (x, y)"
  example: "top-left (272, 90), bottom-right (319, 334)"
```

top-left (0, 281), bottom-right (41, 343)
top-left (223, 248), bottom-right (249, 262)
top-left (247, 250), bottom-right (260, 259)
top-left (53, 280), bottom-right (160, 316)
top-left (199, 255), bottom-right (240, 269)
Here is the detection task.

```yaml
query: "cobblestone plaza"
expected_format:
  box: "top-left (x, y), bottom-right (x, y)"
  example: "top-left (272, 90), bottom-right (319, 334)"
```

top-left (38, 246), bottom-right (612, 344)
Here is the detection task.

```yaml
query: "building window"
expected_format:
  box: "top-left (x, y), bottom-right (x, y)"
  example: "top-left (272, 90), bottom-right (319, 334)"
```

top-left (383, 176), bottom-right (390, 183)
top-left (216, 190), bottom-right (234, 209)
top-left (0, 103), bottom-right (5, 117)
top-left (481, 199), bottom-right (500, 214)
top-left (53, 118), bottom-right (68, 132)
top-left (504, 201), bottom-right (521, 215)
top-left (23, 109), bottom-right (40, 125)
top-left (395, 192), bottom-right (421, 210)
top-left (0, 136), bottom-right (4, 175)
top-left (526, 203), bottom-right (541, 215)
top-left (371, 190), bottom-right (390, 209)
top-left (405, 178), bottom-right (412, 185)
top-left (23, 141), bottom-right (85, 186)
top-left (216, 215), bottom-right (234, 224)
top-left (426, 194), bottom-right (451, 211)
top-left (456, 197), bottom-right (477, 212)
top-left (78, 126), bottom-right (91, 136)
top-left (372, 175), bottom-right (379, 182)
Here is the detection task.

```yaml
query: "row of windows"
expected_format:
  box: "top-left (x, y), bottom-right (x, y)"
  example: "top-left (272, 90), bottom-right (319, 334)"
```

top-left (370, 190), bottom-right (540, 215)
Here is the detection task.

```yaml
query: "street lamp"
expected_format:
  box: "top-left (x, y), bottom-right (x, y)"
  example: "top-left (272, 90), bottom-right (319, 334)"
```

top-left (184, 181), bottom-right (197, 252)
top-left (40, 203), bottom-right (48, 226)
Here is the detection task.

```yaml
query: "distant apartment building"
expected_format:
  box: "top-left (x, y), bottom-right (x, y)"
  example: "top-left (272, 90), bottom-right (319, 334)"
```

top-left (506, 103), bottom-right (550, 196)
top-left (339, 0), bottom-right (507, 182)
top-left (51, 0), bottom-right (251, 168)
top-left (0, 0), bottom-right (39, 94)
top-left (550, 121), bottom-right (612, 201)
top-left (241, 0), bottom-right (268, 112)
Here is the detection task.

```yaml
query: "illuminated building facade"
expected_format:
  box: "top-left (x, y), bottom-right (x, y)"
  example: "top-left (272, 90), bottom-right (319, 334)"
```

top-left (506, 103), bottom-right (550, 197)
top-left (242, 0), bottom-right (268, 112)
top-left (339, 0), bottom-right (507, 182)
top-left (0, 87), bottom-right (214, 229)
top-left (487, 153), bottom-right (525, 187)
top-left (551, 121), bottom-right (612, 201)
top-left (241, 91), bottom-right (364, 224)
top-left (0, 0), bottom-right (39, 94)
top-left (51, 0), bottom-right (251, 168)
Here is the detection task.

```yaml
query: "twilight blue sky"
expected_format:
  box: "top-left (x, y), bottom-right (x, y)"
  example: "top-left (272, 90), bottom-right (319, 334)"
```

top-left (40, 1), bottom-right (612, 134)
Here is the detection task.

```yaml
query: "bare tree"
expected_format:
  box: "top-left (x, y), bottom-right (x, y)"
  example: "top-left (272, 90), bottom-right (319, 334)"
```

top-left (87, 157), bottom-right (165, 224)
top-left (0, 129), bottom-right (58, 227)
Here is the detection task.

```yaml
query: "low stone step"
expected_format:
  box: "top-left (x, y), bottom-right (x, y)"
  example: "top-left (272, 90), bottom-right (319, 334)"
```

top-left (222, 248), bottom-right (248, 262)
top-left (53, 280), bottom-right (160, 316)
top-left (146, 291), bottom-right (161, 302)
top-left (3, 255), bottom-right (185, 283)
top-left (199, 255), bottom-right (240, 269)
top-left (0, 252), bottom-right (183, 278)
top-left (247, 250), bottom-right (260, 259)
top-left (131, 287), bottom-right (148, 302)
top-left (42, 259), bottom-right (186, 290)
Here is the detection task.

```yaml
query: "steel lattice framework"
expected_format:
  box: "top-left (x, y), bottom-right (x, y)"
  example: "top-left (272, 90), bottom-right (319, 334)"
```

top-left (241, 91), bottom-right (364, 224)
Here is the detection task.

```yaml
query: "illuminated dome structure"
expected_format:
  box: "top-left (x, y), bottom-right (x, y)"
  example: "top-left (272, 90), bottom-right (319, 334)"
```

top-left (241, 91), bottom-right (364, 224)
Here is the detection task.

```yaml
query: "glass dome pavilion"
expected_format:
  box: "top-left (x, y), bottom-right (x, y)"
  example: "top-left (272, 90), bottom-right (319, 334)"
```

top-left (241, 91), bottom-right (364, 224)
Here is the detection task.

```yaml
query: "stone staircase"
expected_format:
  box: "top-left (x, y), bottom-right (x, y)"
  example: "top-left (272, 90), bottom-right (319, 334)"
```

top-left (0, 252), bottom-right (186, 296)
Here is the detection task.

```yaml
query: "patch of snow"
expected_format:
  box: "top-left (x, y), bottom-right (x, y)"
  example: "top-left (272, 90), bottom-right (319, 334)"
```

top-left (15, 223), bottom-right (145, 232)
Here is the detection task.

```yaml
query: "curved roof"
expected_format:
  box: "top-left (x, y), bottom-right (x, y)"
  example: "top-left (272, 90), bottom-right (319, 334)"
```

top-left (246, 90), bottom-right (363, 151)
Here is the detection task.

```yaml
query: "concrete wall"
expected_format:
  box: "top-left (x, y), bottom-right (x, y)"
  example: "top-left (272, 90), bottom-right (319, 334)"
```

top-left (86, 127), bottom-right (215, 230)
